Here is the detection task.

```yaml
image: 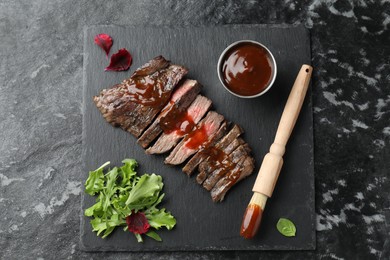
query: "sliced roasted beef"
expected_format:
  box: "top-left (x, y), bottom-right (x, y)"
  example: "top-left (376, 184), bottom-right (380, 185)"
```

top-left (137, 80), bottom-right (201, 148)
top-left (211, 156), bottom-right (255, 202)
top-left (165, 111), bottom-right (224, 165)
top-left (95, 56), bottom-right (255, 203)
top-left (195, 125), bottom-right (244, 184)
top-left (146, 95), bottom-right (212, 154)
top-left (202, 143), bottom-right (250, 190)
top-left (131, 55), bottom-right (170, 77)
top-left (94, 56), bottom-right (188, 137)
top-left (197, 140), bottom-right (245, 185)
top-left (210, 124), bottom-right (243, 150)
top-left (182, 121), bottom-right (229, 176)
top-left (195, 138), bottom-right (245, 185)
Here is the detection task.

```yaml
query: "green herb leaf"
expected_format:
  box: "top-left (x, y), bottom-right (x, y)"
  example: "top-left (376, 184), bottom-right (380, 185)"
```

top-left (145, 208), bottom-right (176, 230)
top-left (85, 161), bottom-right (110, 195)
top-left (119, 159), bottom-right (138, 187)
top-left (276, 218), bottom-right (296, 237)
top-left (102, 167), bottom-right (118, 211)
top-left (125, 173), bottom-right (163, 209)
top-left (145, 230), bottom-right (162, 242)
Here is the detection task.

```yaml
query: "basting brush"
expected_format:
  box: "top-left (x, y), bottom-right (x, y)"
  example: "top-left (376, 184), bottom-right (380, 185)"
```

top-left (240, 64), bottom-right (313, 239)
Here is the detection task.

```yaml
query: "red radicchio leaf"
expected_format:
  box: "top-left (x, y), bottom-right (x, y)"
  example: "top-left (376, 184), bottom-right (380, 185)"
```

top-left (126, 211), bottom-right (150, 234)
top-left (94, 34), bottom-right (113, 56)
top-left (105, 48), bottom-right (132, 71)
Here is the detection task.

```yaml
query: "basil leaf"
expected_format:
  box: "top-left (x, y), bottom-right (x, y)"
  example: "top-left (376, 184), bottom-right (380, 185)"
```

top-left (276, 218), bottom-right (296, 237)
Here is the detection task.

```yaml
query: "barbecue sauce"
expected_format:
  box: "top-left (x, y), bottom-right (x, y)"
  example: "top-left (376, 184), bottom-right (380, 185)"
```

top-left (123, 77), bottom-right (171, 107)
top-left (240, 203), bottom-right (263, 239)
top-left (202, 146), bottom-right (227, 164)
top-left (159, 105), bottom-right (195, 135)
top-left (185, 124), bottom-right (208, 149)
top-left (221, 42), bottom-right (272, 96)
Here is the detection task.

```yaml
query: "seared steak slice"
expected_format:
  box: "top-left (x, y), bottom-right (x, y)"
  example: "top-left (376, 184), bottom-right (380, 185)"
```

top-left (165, 111), bottom-right (224, 165)
top-left (195, 126), bottom-right (244, 184)
top-left (137, 79), bottom-right (201, 148)
top-left (203, 143), bottom-right (250, 190)
top-left (214, 124), bottom-right (243, 149)
top-left (94, 56), bottom-right (188, 137)
top-left (131, 55), bottom-right (170, 77)
top-left (211, 156), bottom-right (255, 202)
top-left (195, 138), bottom-right (245, 185)
top-left (146, 95), bottom-right (211, 154)
top-left (182, 121), bottom-right (229, 176)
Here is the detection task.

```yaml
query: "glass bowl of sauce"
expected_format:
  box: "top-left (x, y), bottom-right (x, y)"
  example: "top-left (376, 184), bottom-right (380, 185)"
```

top-left (217, 40), bottom-right (277, 98)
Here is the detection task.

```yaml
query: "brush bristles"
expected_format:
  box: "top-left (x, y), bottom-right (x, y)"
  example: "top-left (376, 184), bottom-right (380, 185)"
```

top-left (249, 192), bottom-right (268, 210)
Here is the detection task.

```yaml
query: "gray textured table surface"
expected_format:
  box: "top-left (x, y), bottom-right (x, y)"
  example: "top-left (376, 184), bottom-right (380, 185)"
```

top-left (1, 1), bottom-right (389, 259)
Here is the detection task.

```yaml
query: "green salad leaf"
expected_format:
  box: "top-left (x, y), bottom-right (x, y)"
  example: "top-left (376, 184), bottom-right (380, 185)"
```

top-left (146, 208), bottom-right (176, 230)
top-left (84, 159), bottom-right (176, 242)
top-left (276, 218), bottom-right (296, 237)
top-left (85, 161), bottom-right (110, 195)
top-left (125, 174), bottom-right (163, 209)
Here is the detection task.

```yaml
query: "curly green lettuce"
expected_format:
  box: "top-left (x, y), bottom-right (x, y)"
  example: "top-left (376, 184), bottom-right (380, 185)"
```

top-left (84, 159), bottom-right (176, 242)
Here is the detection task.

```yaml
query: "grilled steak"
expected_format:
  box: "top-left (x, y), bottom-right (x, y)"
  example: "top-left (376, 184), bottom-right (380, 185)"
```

top-left (203, 143), bottom-right (250, 190)
top-left (94, 56), bottom-right (255, 203)
top-left (182, 121), bottom-right (229, 176)
top-left (137, 79), bottom-right (201, 148)
top-left (165, 111), bottom-right (224, 165)
top-left (211, 156), bottom-right (255, 202)
top-left (195, 125), bottom-right (244, 184)
top-left (146, 95), bottom-right (212, 154)
top-left (94, 56), bottom-right (188, 137)
top-left (196, 138), bottom-right (245, 185)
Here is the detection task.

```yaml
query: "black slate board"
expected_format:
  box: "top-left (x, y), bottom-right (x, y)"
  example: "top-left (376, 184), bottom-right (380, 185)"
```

top-left (81, 25), bottom-right (315, 251)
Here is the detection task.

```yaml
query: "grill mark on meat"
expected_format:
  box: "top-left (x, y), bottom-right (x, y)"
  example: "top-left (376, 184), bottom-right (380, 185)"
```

top-left (146, 95), bottom-right (211, 154)
top-left (137, 80), bottom-right (201, 148)
top-left (202, 143), bottom-right (249, 190)
top-left (182, 121), bottom-right (229, 176)
top-left (195, 139), bottom-right (244, 185)
top-left (165, 111), bottom-right (224, 165)
top-left (195, 125), bottom-right (244, 184)
top-left (93, 56), bottom-right (188, 137)
top-left (211, 156), bottom-right (255, 202)
top-left (200, 141), bottom-right (246, 187)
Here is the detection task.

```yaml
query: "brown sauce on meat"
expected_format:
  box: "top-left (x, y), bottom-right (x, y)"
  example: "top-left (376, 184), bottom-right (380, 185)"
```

top-left (123, 77), bottom-right (171, 107)
top-left (203, 146), bottom-right (227, 163)
top-left (221, 42), bottom-right (272, 96)
top-left (160, 104), bottom-right (195, 135)
top-left (184, 124), bottom-right (208, 149)
top-left (200, 146), bottom-right (236, 181)
top-left (240, 204), bottom-right (262, 239)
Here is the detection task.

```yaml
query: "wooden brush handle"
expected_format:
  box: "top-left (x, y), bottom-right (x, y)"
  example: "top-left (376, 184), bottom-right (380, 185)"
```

top-left (274, 64), bottom-right (313, 147)
top-left (253, 65), bottom-right (313, 197)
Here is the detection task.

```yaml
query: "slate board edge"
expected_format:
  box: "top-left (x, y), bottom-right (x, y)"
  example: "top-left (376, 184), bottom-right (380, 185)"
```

top-left (80, 24), bottom-right (315, 252)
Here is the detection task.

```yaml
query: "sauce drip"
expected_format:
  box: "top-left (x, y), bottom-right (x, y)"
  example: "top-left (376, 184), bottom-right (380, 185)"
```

top-left (184, 124), bottom-right (208, 149)
top-left (221, 42), bottom-right (272, 96)
top-left (240, 203), bottom-right (263, 239)
top-left (160, 106), bottom-right (195, 135)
